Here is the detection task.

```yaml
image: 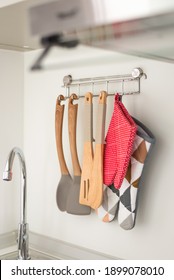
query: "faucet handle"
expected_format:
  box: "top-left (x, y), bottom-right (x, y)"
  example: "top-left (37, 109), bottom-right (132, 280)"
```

top-left (17, 224), bottom-right (24, 250)
top-left (17, 223), bottom-right (30, 260)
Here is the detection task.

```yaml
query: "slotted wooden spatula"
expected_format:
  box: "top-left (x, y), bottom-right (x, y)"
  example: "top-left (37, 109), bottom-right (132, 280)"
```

top-left (66, 94), bottom-right (91, 215)
top-left (79, 92), bottom-right (94, 206)
top-left (88, 91), bottom-right (107, 209)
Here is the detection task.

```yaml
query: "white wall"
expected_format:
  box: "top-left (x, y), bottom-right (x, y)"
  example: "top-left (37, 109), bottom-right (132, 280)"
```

top-left (0, 0), bottom-right (24, 8)
top-left (0, 50), bottom-right (24, 234)
top-left (24, 45), bottom-right (174, 260)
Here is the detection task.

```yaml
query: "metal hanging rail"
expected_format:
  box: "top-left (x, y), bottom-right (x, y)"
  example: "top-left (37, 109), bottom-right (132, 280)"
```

top-left (62, 68), bottom-right (147, 98)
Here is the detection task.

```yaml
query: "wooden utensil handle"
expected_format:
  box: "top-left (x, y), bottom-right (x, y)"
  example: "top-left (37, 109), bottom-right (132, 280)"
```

top-left (99, 90), bottom-right (107, 104)
top-left (79, 92), bottom-right (94, 206)
top-left (68, 94), bottom-right (81, 176)
top-left (55, 96), bottom-right (69, 175)
top-left (88, 91), bottom-right (107, 208)
top-left (84, 92), bottom-right (93, 142)
top-left (95, 91), bottom-right (107, 144)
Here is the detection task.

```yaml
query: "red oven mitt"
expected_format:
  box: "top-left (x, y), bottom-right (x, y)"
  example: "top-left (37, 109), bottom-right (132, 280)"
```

top-left (103, 94), bottom-right (137, 189)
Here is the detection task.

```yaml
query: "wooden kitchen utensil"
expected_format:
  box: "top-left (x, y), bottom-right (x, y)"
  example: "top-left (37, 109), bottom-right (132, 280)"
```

top-left (79, 92), bottom-right (94, 206)
top-left (88, 91), bottom-right (107, 209)
top-left (66, 94), bottom-right (91, 215)
top-left (55, 95), bottom-right (73, 212)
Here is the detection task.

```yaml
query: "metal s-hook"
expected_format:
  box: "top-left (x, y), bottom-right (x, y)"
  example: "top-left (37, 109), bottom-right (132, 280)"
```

top-left (91, 82), bottom-right (94, 94)
top-left (121, 79), bottom-right (125, 96)
top-left (106, 80), bottom-right (109, 93)
top-left (77, 84), bottom-right (81, 99)
top-left (65, 87), bottom-right (69, 99)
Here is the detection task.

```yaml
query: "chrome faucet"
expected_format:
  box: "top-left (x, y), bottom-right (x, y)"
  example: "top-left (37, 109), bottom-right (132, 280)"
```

top-left (3, 147), bottom-right (30, 260)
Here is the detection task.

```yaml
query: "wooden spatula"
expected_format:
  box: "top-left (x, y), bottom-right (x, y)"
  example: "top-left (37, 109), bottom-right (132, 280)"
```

top-left (79, 92), bottom-right (94, 206)
top-left (88, 91), bottom-right (107, 209)
top-left (55, 95), bottom-right (72, 212)
top-left (66, 93), bottom-right (91, 215)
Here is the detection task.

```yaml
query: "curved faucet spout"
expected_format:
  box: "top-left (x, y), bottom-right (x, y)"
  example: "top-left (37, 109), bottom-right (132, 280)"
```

top-left (3, 147), bottom-right (30, 260)
top-left (3, 147), bottom-right (27, 224)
